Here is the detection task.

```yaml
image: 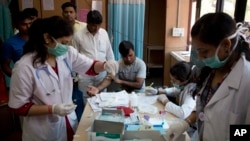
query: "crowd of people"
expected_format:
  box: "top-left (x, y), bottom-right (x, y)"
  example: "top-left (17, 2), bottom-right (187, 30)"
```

top-left (1, 1), bottom-right (250, 141)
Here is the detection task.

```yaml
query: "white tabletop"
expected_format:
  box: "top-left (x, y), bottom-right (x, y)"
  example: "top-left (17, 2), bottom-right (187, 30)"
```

top-left (73, 94), bottom-right (191, 141)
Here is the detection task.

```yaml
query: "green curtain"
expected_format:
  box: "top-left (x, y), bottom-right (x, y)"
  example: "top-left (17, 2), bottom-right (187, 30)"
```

top-left (0, 0), bottom-right (13, 41)
top-left (0, 0), bottom-right (13, 88)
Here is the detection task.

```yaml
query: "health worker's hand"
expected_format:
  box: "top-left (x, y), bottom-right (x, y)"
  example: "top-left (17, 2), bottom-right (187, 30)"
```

top-left (52, 103), bottom-right (77, 116)
top-left (109, 75), bottom-right (122, 84)
top-left (104, 60), bottom-right (119, 75)
top-left (165, 119), bottom-right (189, 141)
top-left (158, 88), bottom-right (167, 94)
top-left (145, 87), bottom-right (158, 95)
top-left (157, 94), bottom-right (169, 104)
top-left (87, 85), bottom-right (99, 96)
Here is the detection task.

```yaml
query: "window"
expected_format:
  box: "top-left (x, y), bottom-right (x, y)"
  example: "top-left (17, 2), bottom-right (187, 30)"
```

top-left (223, 0), bottom-right (236, 17)
top-left (245, 0), bottom-right (250, 22)
top-left (200, 0), bottom-right (216, 17)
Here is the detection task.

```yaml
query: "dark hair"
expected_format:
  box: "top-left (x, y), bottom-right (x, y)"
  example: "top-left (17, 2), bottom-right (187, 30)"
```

top-left (12, 11), bottom-right (32, 27)
top-left (191, 12), bottom-right (250, 61)
top-left (170, 61), bottom-right (196, 83)
top-left (23, 16), bottom-right (73, 67)
top-left (61, 2), bottom-right (76, 11)
top-left (87, 10), bottom-right (102, 24)
top-left (23, 8), bottom-right (38, 17)
top-left (191, 12), bottom-right (250, 97)
top-left (119, 40), bottom-right (134, 57)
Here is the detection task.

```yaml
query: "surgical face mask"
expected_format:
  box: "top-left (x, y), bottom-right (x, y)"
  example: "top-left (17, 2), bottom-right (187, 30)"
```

top-left (202, 34), bottom-right (239, 68)
top-left (173, 83), bottom-right (184, 90)
top-left (47, 38), bottom-right (69, 56)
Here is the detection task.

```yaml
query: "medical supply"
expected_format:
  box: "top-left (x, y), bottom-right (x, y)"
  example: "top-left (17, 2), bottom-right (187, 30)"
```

top-left (130, 92), bottom-right (138, 109)
top-left (129, 112), bottom-right (140, 124)
top-left (138, 104), bottom-right (158, 114)
top-left (36, 58), bottom-right (74, 96)
top-left (36, 66), bottom-right (56, 96)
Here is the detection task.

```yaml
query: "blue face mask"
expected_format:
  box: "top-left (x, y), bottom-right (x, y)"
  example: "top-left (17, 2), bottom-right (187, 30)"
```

top-left (202, 34), bottom-right (239, 69)
top-left (173, 83), bottom-right (184, 90)
top-left (47, 38), bottom-right (69, 56)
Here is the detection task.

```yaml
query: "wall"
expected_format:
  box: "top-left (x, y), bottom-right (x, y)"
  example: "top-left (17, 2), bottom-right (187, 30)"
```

top-left (18, 0), bottom-right (70, 18)
top-left (143, 0), bottom-right (166, 83)
top-left (144, 0), bottom-right (191, 86)
top-left (18, 0), bottom-right (107, 29)
top-left (164, 0), bottom-right (191, 86)
top-left (76, 0), bottom-right (107, 29)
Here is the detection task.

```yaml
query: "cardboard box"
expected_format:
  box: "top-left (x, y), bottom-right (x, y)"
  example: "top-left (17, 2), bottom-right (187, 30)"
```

top-left (99, 109), bottom-right (125, 122)
top-left (88, 120), bottom-right (125, 141)
top-left (122, 131), bottom-right (165, 141)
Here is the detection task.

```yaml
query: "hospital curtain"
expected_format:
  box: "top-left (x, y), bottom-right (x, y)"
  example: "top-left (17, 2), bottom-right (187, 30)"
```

top-left (0, 0), bottom-right (13, 41)
top-left (107, 0), bottom-right (145, 60)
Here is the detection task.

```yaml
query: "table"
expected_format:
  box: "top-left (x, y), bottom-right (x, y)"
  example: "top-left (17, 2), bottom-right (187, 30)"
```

top-left (170, 51), bottom-right (190, 62)
top-left (73, 95), bottom-right (191, 141)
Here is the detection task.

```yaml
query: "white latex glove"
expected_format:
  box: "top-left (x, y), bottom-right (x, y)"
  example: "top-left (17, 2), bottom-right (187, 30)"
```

top-left (157, 94), bottom-right (169, 104)
top-left (104, 60), bottom-right (119, 75)
top-left (52, 103), bottom-right (77, 116)
top-left (145, 87), bottom-right (158, 95)
top-left (165, 119), bottom-right (189, 141)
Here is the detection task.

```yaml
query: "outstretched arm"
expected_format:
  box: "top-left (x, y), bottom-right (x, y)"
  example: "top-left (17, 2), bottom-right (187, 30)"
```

top-left (87, 76), bottom-right (112, 96)
top-left (111, 76), bottom-right (145, 89)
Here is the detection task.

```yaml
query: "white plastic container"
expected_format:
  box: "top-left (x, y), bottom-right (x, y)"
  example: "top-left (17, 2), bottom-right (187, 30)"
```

top-left (130, 92), bottom-right (138, 108)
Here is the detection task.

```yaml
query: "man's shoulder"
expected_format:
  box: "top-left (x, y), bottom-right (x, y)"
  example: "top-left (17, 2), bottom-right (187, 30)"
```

top-left (135, 57), bottom-right (146, 66)
top-left (3, 35), bottom-right (21, 44)
top-left (98, 28), bottom-right (109, 35)
top-left (75, 20), bottom-right (87, 26)
top-left (3, 35), bottom-right (25, 49)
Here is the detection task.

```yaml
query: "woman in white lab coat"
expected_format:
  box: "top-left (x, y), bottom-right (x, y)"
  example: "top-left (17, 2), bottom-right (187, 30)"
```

top-left (165, 13), bottom-right (250, 141)
top-left (157, 61), bottom-right (196, 120)
top-left (8, 16), bottom-right (118, 141)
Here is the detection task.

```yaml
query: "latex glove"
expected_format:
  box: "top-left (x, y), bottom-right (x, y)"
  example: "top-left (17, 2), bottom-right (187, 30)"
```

top-left (145, 87), bottom-right (158, 95)
top-left (157, 94), bottom-right (169, 104)
top-left (104, 60), bottom-right (119, 75)
top-left (158, 88), bottom-right (166, 94)
top-left (52, 103), bottom-right (77, 116)
top-left (87, 85), bottom-right (99, 96)
top-left (165, 119), bottom-right (189, 141)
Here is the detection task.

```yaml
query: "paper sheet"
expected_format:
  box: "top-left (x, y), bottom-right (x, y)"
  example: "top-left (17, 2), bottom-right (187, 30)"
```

top-left (42, 0), bottom-right (54, 10)
top-left (21, 0), bottom-right (33, 10)
top-left (92, 0), bottom-right (102, 12)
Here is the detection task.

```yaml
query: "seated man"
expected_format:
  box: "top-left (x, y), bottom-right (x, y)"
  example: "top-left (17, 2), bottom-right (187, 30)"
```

top-left (88, 40), bottom-right (146, 95)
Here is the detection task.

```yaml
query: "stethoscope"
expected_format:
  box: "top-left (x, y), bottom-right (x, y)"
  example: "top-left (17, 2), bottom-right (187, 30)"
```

top-left (35, 58), bottom-right (75, 96)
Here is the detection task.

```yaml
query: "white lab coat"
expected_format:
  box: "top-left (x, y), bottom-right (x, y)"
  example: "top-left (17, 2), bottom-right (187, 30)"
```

top-left (8, 46), bottom-right (94, 141)
top-left (196, 53), bottom-right (250, 141)
top-left (165, 83), bottom-right (196, 119)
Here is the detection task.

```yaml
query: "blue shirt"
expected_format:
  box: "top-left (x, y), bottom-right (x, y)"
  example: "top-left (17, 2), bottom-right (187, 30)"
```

top-left (1, 34), bottom-right (26, 63)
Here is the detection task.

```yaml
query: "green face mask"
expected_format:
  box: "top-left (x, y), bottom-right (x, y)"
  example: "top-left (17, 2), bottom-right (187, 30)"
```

top-left (202, 33), bottom-right (239, 69)
top-left (47, 38), bottom-right (69, 56)
top-left (201, 46), bottom-right (227, 69)
top-left (173, 83), bottom-right (184, 90)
